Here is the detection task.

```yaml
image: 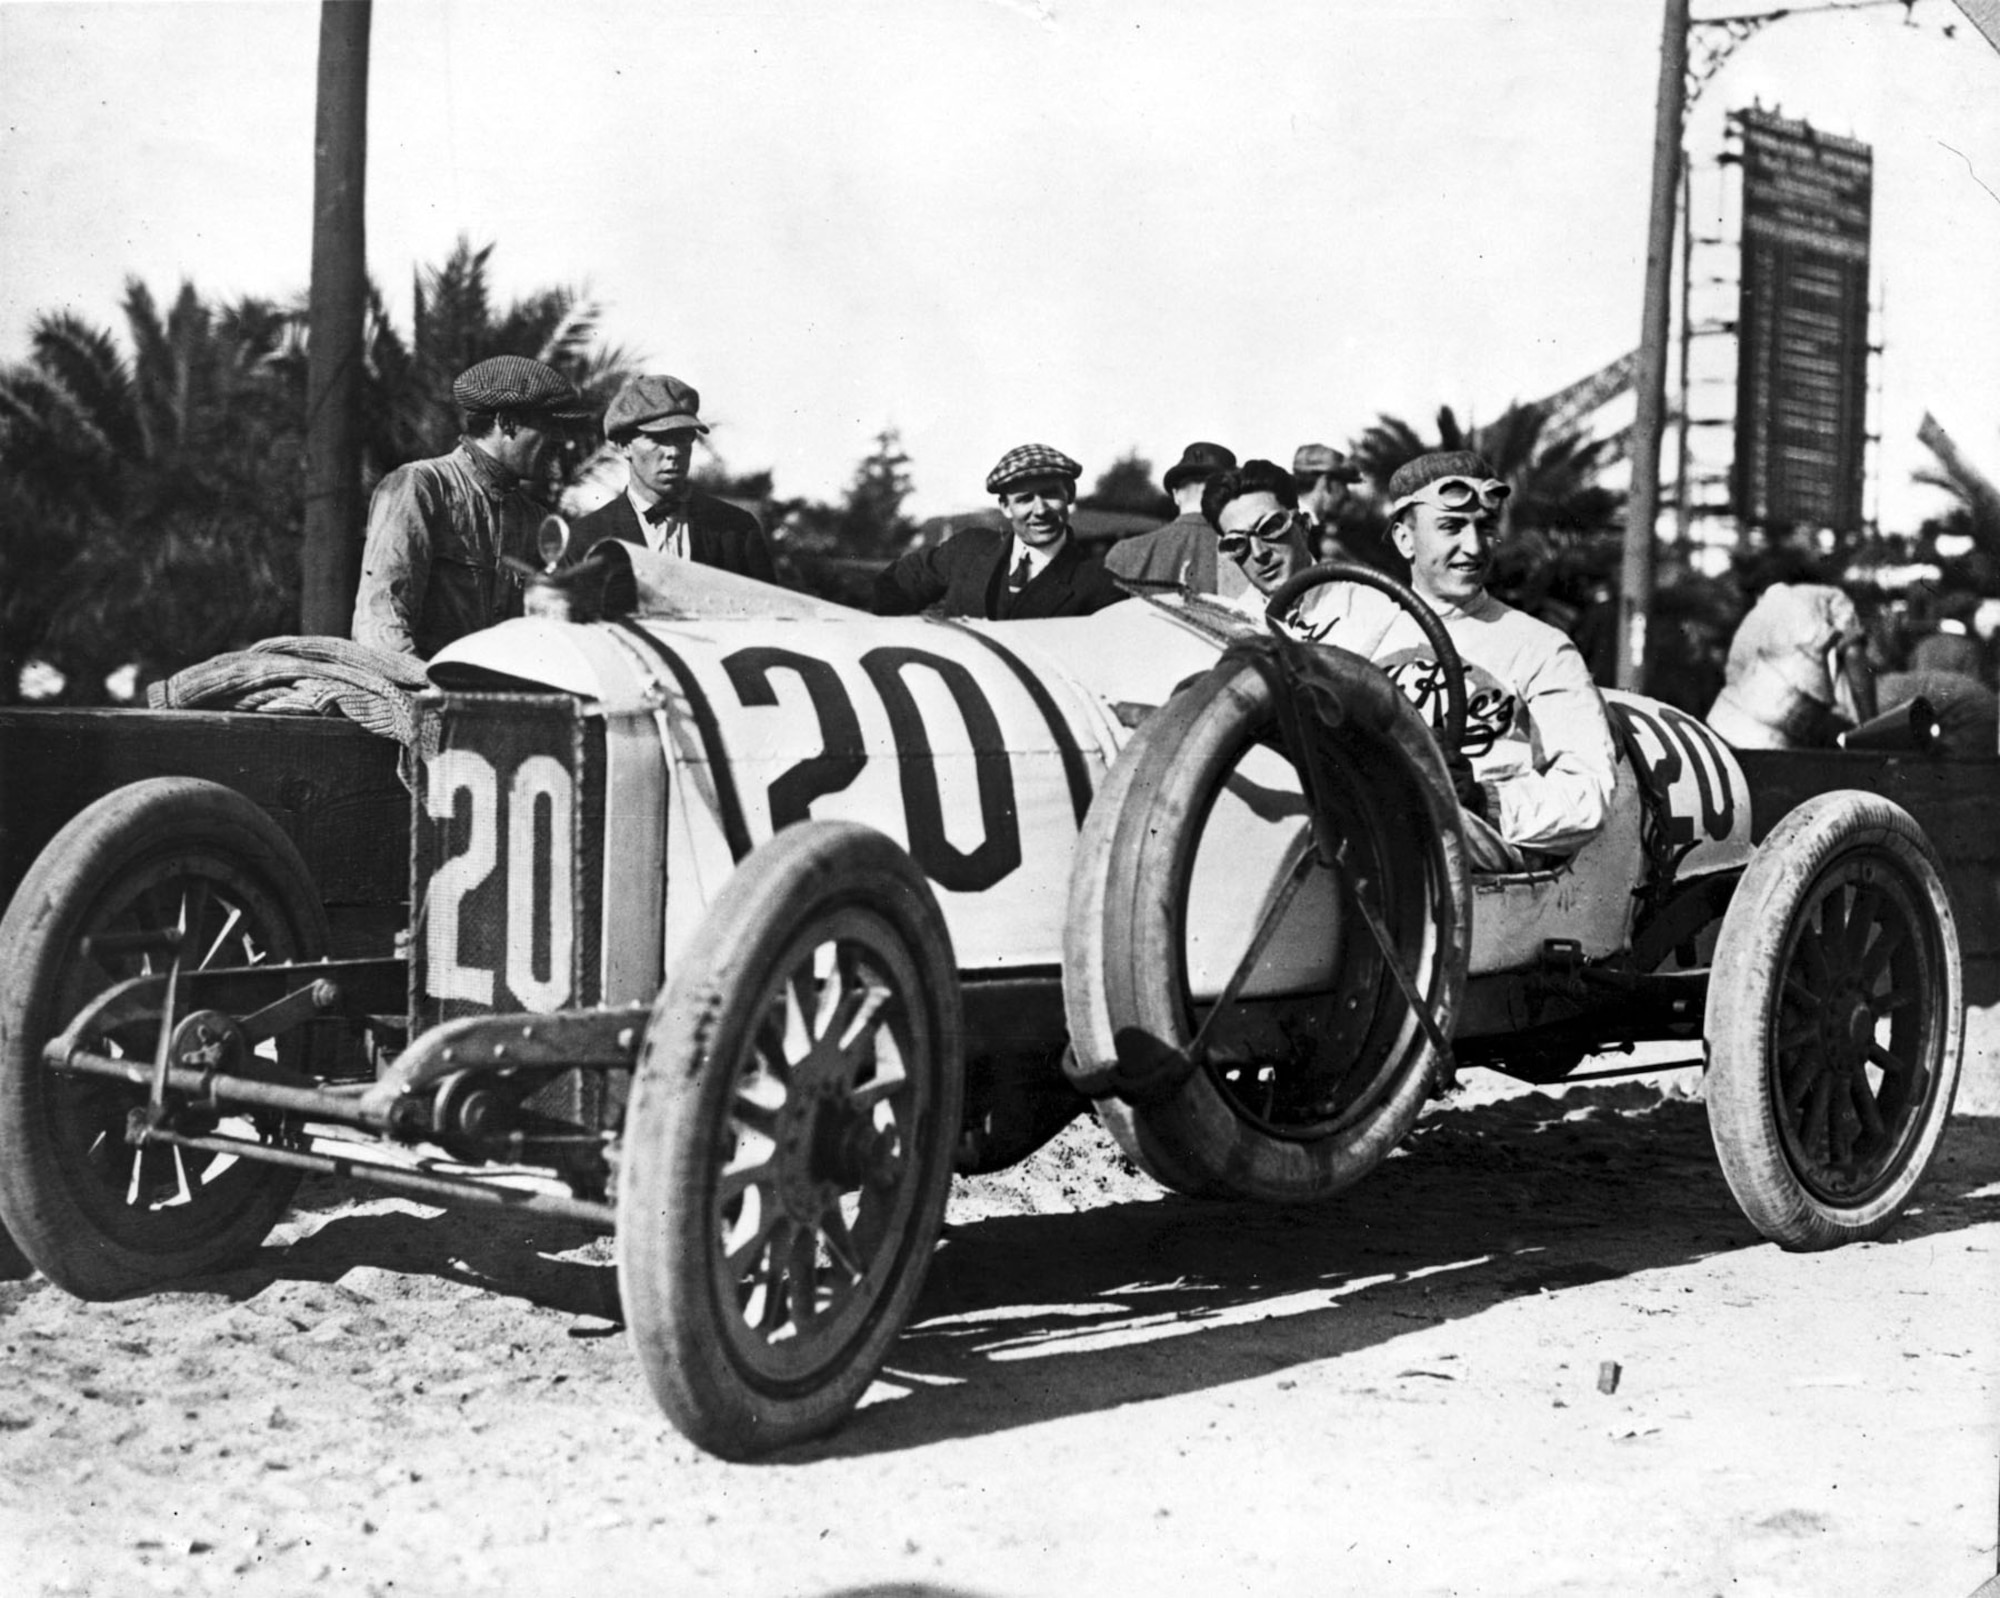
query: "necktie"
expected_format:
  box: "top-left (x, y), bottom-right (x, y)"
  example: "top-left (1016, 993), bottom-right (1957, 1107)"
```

top-left (643, 498), bottom-right (686, 558)
top-left (1002, 553), bottom-right (1032, 618)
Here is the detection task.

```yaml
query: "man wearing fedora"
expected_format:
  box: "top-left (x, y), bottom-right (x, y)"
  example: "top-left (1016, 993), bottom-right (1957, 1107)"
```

top-left (567, 374), bottom-right (775, 582)
top-left (872, 443), bottom-right (1124, 620)
top-left (1292, 442), bottom-right (1370, 565)
top-left (353, 354), bottom-right (596, 659)
top-left (1102, 440), bottom-right (1248, 599)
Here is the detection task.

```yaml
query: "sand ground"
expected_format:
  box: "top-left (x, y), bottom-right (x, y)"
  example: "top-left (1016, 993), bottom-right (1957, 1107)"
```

top-left (3, 1013), bottom-right (1996, 1598)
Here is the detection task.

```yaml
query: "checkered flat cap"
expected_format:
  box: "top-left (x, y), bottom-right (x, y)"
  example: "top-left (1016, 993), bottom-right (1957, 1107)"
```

top-left (451, 355), bottom-right (596, 423)
top-left (985, 443), bottom-right (1083, 494)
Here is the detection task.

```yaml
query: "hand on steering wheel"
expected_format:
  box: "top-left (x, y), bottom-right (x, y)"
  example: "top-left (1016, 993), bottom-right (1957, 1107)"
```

top-left (1262, 561), bottom-right (1470, 755)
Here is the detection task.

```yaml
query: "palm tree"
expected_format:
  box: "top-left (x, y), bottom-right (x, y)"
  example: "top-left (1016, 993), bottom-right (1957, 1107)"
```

top-left (0, 312), bottom-right (150, 515)
top-left (0, 283), bottom-right (305, 702)
top-left (0, 241), bottom-right (638, 703)
top-left (1914, 412), bottom-right (2000, 566)
top-left (355, 237), bottom-right (636, 484)
top-left (1345, 400), bottom-right (1621, 538)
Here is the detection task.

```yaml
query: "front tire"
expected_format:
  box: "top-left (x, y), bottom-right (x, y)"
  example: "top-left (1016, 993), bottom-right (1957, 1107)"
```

top-left (616, 822), bottom-right (964, 1459)
top-left (0, 779), bottom-right (322, 1297)
top-left (1705, 792), bottom-right (1963, 1249)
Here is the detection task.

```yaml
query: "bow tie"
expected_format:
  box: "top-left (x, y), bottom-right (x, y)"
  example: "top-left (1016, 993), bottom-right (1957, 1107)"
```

top-left (643, 498), bottom-right (684, 527)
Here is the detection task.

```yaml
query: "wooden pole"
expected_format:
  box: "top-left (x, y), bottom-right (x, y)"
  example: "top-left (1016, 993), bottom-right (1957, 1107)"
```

top-left (1618, 0), bottom-right (1689, 691)
top-left (1674, 157), bottom-right (1695, 552)
top-left (300, 1), bottom-right (372, 637)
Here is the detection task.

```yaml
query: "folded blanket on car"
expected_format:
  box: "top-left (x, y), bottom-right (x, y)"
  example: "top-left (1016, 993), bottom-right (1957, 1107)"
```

top-left (146, 636), bottom-right (430, 747)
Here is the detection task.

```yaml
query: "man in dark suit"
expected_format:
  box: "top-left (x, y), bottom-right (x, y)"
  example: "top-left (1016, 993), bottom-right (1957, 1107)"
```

top-left (872, 443), bottom-right (1124, 620)
top-left (567, 374), bottom-right (776, 582)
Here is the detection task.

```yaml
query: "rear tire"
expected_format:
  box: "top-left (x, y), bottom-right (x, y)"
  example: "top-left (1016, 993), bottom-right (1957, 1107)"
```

top-left (1705, 792), bottom-right (1963, 1249)
top-left (0, 779), bottom-right (322, 1296)
top-left (617, 822), bottom-right (963, 1459)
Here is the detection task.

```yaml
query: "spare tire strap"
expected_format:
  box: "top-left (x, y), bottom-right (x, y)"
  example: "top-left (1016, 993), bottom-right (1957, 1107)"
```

top-left (1236, 633), bottom-right (1461, 1097)
top-left (1326, 835), bottom-right (1459, 1097)
top-left (1184, 833), bottom-right (1317, 1071)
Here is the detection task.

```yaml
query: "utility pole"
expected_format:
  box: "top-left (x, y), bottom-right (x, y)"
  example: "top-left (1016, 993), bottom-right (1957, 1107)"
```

top-left (300, 1), bottom-right (372, 637)
top-left (1619, 0), bottom-right (1690, 692)
top-left (1674, 157), bottom-right (1695, 551)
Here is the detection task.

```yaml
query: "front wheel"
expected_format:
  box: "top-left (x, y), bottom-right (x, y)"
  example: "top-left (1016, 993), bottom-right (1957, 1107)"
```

top-left (616, 822), bottom-right (964, 1459)
top-left (1705, 792), bottom-right (1963, 1249)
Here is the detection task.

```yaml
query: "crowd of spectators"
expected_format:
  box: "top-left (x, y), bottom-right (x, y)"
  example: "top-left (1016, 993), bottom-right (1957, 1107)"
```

top-left (348, 356), bottom-right (1996, 757)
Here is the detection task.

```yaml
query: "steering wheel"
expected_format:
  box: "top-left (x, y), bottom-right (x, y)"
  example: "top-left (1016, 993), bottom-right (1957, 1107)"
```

top-left (1263, 560), bottom-right (1469, 753)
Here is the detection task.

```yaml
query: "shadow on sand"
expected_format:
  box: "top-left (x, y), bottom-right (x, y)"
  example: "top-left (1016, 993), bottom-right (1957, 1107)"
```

top-left (804, 1087), bottom-right (2000, 1459)
top-left (102, 1083), bottom-right (2000, 1459)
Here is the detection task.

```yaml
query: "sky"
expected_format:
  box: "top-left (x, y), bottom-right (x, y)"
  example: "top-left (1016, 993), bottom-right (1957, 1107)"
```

top-left (2, 0), bottom-right (1997, 529)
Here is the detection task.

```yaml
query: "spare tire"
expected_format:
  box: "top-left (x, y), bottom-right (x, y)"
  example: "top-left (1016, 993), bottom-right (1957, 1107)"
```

top-left (1064, 642), bottom-right (1470, 1202)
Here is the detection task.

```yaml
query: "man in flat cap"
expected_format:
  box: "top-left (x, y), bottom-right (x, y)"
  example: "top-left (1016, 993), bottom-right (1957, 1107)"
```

top-left (353, 354), bottom-right (595, 659)
top-left (1102, 440), bottom-right (1249, 599)
top-left (1292, 442), bottom-right (1369, 565)
top-left (872, 443), bottom-right (1124, 620)
top-left (566, 374), bottom-right (775, 583)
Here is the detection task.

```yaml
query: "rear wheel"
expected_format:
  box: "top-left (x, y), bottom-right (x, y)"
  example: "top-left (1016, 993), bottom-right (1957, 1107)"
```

top-left (1065, 646), bottom-right (1469, 1202)
top-left (0, 779), bottom-right (322, 1297)
top-left (617, 822), bottom-right (963, 1459)
top-left (1705, 792), bottom-right (1963, 1249)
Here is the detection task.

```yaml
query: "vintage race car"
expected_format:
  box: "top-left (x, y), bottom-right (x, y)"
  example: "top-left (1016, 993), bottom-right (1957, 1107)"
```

top-left (0, 555), bottom-right (1965, 1460)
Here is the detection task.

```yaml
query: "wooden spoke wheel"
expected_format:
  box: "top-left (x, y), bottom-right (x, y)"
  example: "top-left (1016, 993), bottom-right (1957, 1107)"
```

top-left (1705, 792), bottom-right (1964, 1249)
top-left (617, 822), bottom-right (963, 1459)
top-left (0, 779), bottom-right (325, 1297)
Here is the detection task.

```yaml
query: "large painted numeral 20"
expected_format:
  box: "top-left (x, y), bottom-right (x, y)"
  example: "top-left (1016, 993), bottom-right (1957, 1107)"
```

top-left (425, 749), bottom-right (576, 1009)
top-left (720, 644), bottom-right (1022, 893)
top-left (1613, 701), bottom-right (1736, 846)
top-left (721, 648), bottom-right (866, 830)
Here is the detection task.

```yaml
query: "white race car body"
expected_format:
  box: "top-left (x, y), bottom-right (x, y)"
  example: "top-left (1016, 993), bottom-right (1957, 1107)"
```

top-left (4, 561), bottom-right (1954, 1464)
top-left (424, 565), bottom-right (1756, 1034)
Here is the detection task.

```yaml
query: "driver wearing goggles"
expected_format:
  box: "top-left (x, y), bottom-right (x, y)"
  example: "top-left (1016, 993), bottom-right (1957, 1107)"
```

top-left (1291, 450), bottom-right (1617, 872)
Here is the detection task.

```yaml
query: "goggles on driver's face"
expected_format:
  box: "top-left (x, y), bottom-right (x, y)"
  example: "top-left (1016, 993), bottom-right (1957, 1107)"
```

top-left (1216, 509), bottom-right (1300, 561)
top-left (1388, 476), bottom-right (1511, 519)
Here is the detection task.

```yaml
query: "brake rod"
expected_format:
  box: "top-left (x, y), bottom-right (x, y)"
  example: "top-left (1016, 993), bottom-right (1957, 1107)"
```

top-left (129, 1123), bottom-right (617, 1230)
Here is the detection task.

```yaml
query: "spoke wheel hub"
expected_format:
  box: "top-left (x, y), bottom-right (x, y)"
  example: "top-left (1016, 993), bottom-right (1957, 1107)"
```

top-left (774, 1055), bottom-right (890, 1222)
top-left (1831, 989), bottom-right (1874, 1061)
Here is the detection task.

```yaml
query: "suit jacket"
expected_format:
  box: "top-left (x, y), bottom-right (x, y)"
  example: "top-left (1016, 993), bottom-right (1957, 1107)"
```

top-left (569, 488), bottom-right (776, 583)
top-left (1102, 510), bottom-right (1249, 600)
top-left (872, 525), bottom-right (1125, 621)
